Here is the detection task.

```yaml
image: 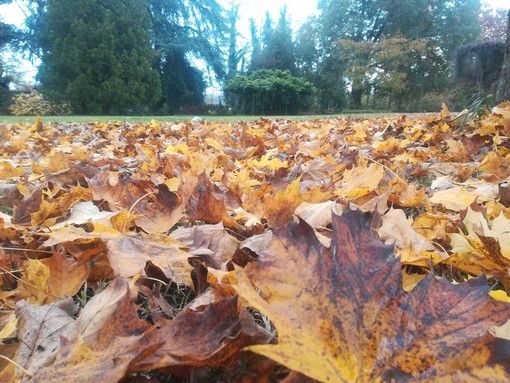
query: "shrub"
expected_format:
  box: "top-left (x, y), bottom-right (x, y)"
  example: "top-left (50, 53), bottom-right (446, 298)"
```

top-left (9, 90), bottom-right (73, 116)
top-left (224, 70), bottom-right (314, 115)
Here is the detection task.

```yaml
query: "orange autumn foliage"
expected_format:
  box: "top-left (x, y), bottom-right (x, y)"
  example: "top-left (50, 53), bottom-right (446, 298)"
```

top-left (1, 104), bottom-right (510, 382)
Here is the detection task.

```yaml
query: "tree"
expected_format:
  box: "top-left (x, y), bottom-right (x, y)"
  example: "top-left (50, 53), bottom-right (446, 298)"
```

top-left (454, 41), bottom-right (505, 94)
top-left (249, 9), bottom-right (296, 73)
top-left (480, 7), bottom-right (508, 41)
top-left (295, 17), bottom-right (319, 80)
top-left (316, 0), bottom-right (482, 110)
top-left (294, 16), bottom-right (347, 112)
top-left (248, 18), bottom-right (261, 72)
top-left (225, 69), bottom-right (313, 115)
top-left (337, 36), bottom-right (428, 110)
top-left (160, 49), bottom-right (205, 113)
top-left (226, 2), bottom-right (246, 80)
top-left (496, 10), bottom-right (510, 103)
top-left (0, 0), bottom-right (19, 111)
top-left (148, 0), bottom-right (226, 113)
top-left (35, 0), bottom-right (161, 114)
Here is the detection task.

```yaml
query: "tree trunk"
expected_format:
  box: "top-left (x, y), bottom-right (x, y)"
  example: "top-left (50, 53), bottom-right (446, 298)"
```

top-left (496, 10), bottom-right (510, 104)
top-left (351, 88), bottom-right (363, 109)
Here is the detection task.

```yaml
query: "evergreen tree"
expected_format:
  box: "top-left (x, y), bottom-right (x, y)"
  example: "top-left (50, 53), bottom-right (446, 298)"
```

top-left (295, 17), bottom-right (320, 80)
top-left (250, 9), bottom-right (295, 73)
top-left (1, 0), bottom-right (20, 111)
top-left (226, 2), bottom-right (244, 79)
top-left (36, 0), bottom-right (160, 114)
top-left (148, 0), bottom-right (226, 113)
top-left (249, 18), bottom-right (261, 72)
top-left (225, 69), bottom-right (313, 115)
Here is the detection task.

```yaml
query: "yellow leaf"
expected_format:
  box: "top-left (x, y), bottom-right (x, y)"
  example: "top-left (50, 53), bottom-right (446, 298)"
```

top-left (0, 314), bottom-right (17, 341)
top-left (18, 260), bottom-right (51, 304)
top-left (490, 290), bottom-right (510, 303)
top-left (165, 142), bottom-right (190, 155)
top-left (338, 162), bottom-right (384, 198)
top-left (263, 176), bottom-right (303, 227)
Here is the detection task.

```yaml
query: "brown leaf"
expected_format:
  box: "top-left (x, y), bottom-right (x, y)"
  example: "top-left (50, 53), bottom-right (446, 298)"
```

top-left (187, 173), bottom-right (232, 225)
top-left (132, 294), bottom-right (271, 372)
top-left (30, 290), bottom-right (156, 383)
top-left (87, 172), bottom-right (183, 233)
top-left (43, 224), bottom-right (192, 285)
top-left (15, 298), bottom-right (77, 380)
top-left (224, 206), bottom-right (510, 382)
top-left (74, 278), bottom-right (138, 346)
top-left (40, 248), bottom-right (91, 300)
top-left (171, 223), bottom-right (239, 269)
top-left (263, 177), bottom-right (303, 228)
top-left (12, 188), bottom-right (43, 225)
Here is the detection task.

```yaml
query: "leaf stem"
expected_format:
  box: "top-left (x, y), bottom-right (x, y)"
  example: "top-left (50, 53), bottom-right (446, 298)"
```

top-left (0, 354), bottom-right (34, 378)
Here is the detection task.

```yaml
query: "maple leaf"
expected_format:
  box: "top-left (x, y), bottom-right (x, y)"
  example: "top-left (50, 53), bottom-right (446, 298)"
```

top-left (263, 176), bottom-right (303, 228)
top-left (376, 207), bottom-right (443, 267)
top-left (132, 293), bottom-right (272, 372)
top-left (24, 279), bottom-right (270, 381)
top-left (448, 205), bottom-right (510, 276)
top-left (14, 298), bottom-right (77, 380)
top-left (87, 172), bottom-right (183, 233)
top-left (42, 224), bottom-right (193, 285)
top-left (171, 223), bottom-right (240, 269)
top-left (221, 205), bottom-right (510, 382)
top-left (29, 284), bottom-right (156, 383)
top-left (186, 173), bottom-right (238, 228)
top-left (337, 160), bottom-right (384, 199)
top-left (0, 161), bottom-right (25, 179)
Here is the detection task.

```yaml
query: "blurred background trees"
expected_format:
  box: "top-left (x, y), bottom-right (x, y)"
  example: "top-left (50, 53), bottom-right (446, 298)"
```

top-left (0, 0), bottom-right (509, 115)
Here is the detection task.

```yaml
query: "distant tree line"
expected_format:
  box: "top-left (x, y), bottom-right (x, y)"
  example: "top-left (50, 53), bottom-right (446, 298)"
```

top-left (0, 0), bottom-right (509, 115)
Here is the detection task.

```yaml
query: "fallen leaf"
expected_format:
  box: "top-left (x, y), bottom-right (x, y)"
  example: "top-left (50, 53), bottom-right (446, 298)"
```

top-left (0, 313), bottom-right (17, 341)
top-left (39, 248), bottom-right (91, 300)
top-left (42, 224), bottom-right (192, 285)
top-left (337, 161), bottom-right (384, 198)
top-left (0, 161), bottom-right (25, 179)
top-left (429, 187), bottom-right (490, 211)
top-left (16, 260), bottom-right (52, 304)
top-left (74, 277), bottom-right (138, 345)
top-left (132, 294), bottom-right (271, 372)
top-left (171, 223), bottom-right (239, 269)
top-left (376, 207), bottom-right (442, 266)
top-left (15, 298), bottom-right (77, 380)
top-left (30, 292), bottom-right (155, 383)
top-left (263, 176), bottom-right (303, 227)
top-left (222, 206), bottom-right (510, 382)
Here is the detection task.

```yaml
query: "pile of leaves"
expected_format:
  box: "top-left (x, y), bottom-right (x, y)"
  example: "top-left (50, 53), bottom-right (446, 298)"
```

top-left (1, 104), bottom-right (510, 382)
top-left (9, 90), bottom-right (73, 116)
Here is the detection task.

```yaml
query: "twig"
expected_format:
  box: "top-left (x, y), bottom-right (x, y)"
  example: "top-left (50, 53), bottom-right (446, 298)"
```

top-left (123, 192), bottom-right (154, 233)
top-left (0, 247), bottom-right (53, 254)
top-left (366, 157), bottom-right (406, 183)
top-left (0, 354), bottom-right (34, 378)
top-left (0, 266), bottom-right (63, 300)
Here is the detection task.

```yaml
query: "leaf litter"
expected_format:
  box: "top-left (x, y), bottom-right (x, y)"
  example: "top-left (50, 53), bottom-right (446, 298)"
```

top-left (1, 105), bottom-right (510, 382)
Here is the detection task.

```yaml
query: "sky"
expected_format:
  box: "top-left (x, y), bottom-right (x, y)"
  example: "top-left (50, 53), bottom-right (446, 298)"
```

top-left (0, 0), bottom-right (509, 86)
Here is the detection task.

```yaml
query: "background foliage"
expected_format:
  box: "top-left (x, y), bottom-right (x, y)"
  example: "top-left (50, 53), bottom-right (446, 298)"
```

top-left (225, 69), bottom-right (313, 114)
top-left (0, 0), bottom-right (509, 114)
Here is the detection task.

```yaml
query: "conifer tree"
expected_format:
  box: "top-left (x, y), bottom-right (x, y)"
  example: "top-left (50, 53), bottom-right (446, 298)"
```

top-left (36, 0), bottom-right (161, 114)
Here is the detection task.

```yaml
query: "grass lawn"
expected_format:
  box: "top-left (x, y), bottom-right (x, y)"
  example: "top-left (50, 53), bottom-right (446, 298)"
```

top-left (0, 111), bottom-right (401, 124)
